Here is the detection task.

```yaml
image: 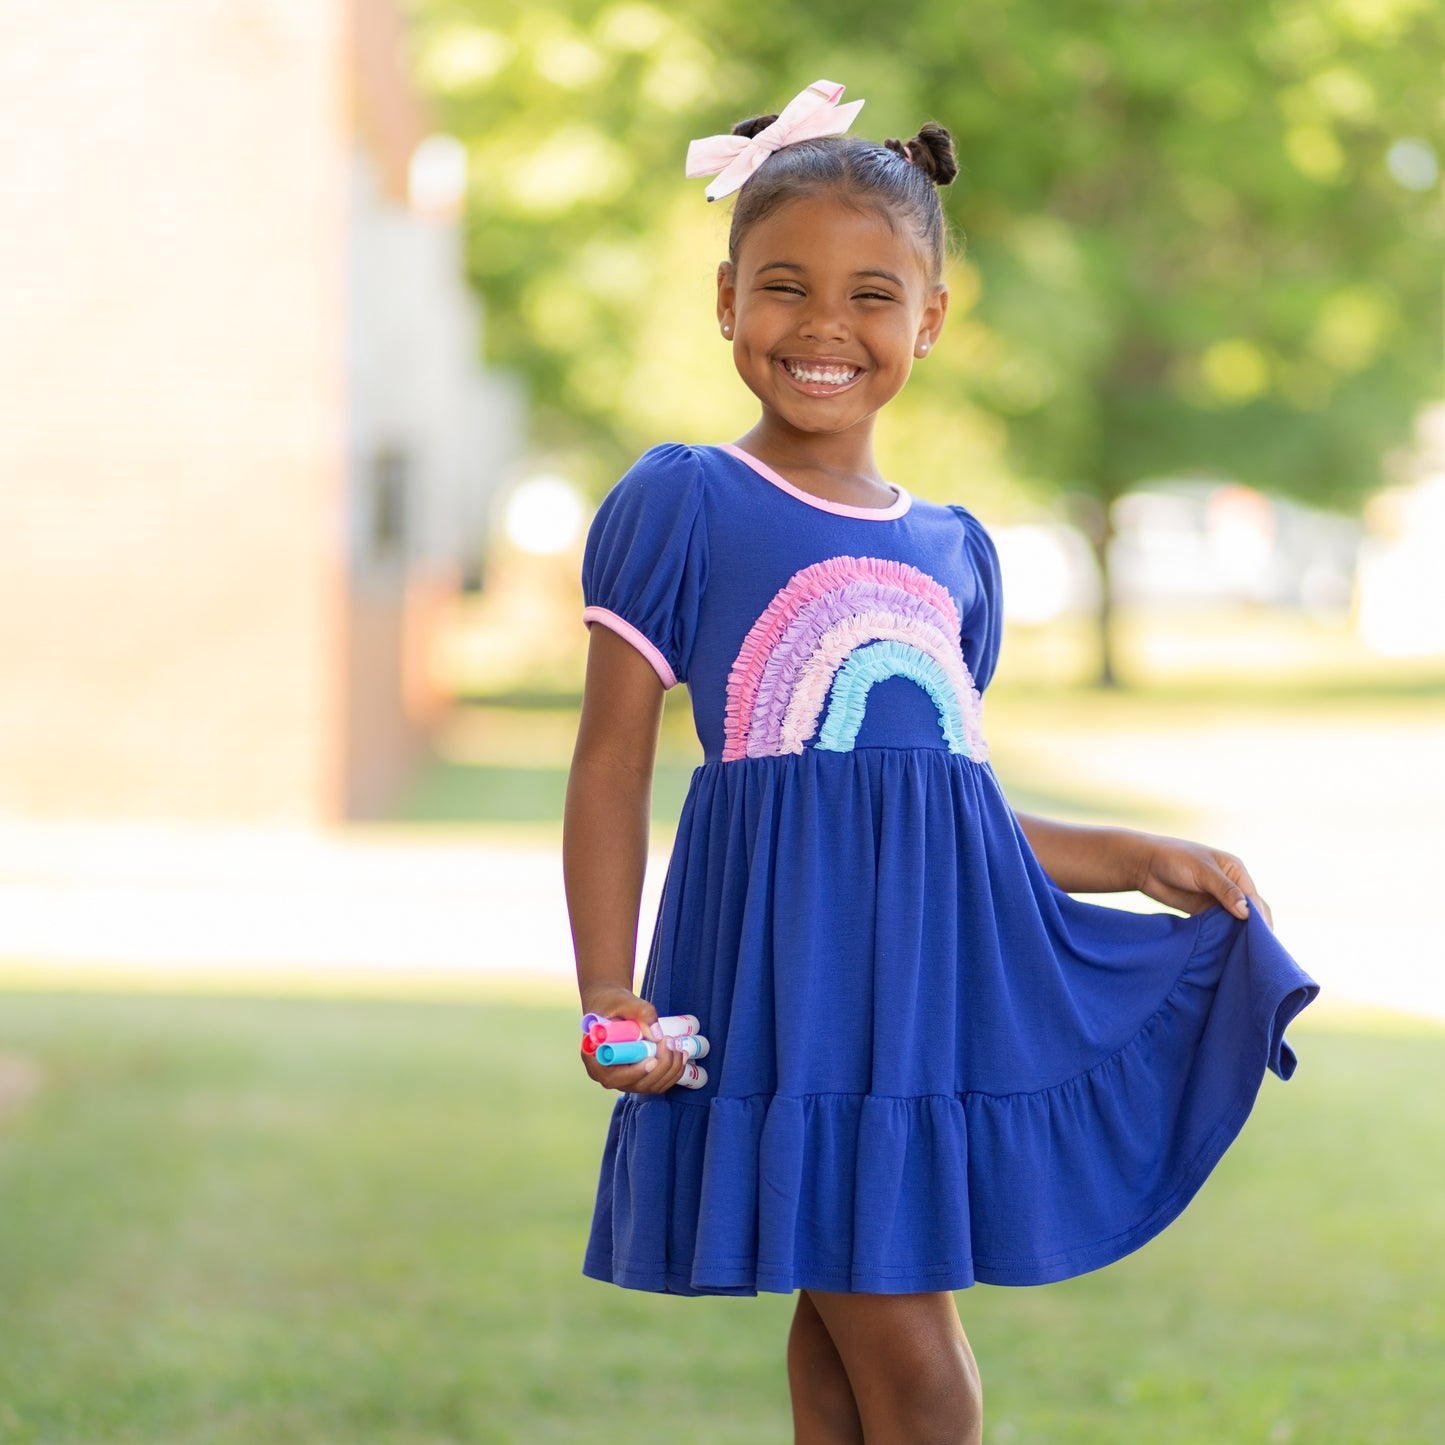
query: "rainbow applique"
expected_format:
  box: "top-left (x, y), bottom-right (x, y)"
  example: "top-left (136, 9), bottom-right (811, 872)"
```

top-left (722, 556), bottom-right (989, 762)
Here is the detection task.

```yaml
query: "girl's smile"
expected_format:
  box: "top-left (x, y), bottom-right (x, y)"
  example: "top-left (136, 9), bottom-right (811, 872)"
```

top-left (776, 355), bottom-right (865, 396)
top-left (716, 194), bottom-right (948, 459)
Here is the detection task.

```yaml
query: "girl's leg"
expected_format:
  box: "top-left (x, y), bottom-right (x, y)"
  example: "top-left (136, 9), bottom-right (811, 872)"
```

top-left (788, 1289), bottom-right (865, 1444)
top-left (804, 1290), bottom-right (982, 1445)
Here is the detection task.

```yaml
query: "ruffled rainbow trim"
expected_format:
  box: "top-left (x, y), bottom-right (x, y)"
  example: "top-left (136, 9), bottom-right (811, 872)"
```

top-left (723, 556), bottom-right (988, 761)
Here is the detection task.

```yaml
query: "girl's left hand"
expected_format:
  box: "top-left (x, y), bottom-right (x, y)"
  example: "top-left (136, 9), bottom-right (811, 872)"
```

top-left (1134, 833), bottom-right (1274, 928)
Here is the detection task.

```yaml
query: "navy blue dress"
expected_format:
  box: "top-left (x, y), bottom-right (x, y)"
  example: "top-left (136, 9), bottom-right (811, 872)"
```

top-left (579, 441), bottom-right (1318, 1296)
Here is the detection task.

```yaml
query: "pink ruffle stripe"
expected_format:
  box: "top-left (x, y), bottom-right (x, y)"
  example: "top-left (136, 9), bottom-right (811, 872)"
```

top-left (723, 557), bottom-right (964, 761)
top-left (583, 606), bottom-right (678, 689)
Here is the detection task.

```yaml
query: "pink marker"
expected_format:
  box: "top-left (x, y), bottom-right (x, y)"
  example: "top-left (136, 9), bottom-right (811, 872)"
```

top-left (674, 1063), bottom-right (707, 1089)
top-left (587, 1014), bottom-right (702, 1047)
top-left (588, 1018), bottom-right (646, 1045)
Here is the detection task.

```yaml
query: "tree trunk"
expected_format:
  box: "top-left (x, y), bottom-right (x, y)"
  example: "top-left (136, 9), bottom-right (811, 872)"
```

top-left (1067, 489), bottom-right (1121, 689)
top-left (1091, 507), bottom-right (1119, 690)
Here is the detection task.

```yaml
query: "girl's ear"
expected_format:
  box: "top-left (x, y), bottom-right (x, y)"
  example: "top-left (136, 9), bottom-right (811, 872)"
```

top-left (916, 283), bottom-right (949, 357)
top-left (716, 261), bottom-right (737, 335)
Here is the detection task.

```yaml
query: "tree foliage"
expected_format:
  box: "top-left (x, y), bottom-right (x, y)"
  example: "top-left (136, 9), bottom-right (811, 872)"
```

top-left (403, 0), bottom-right (1444, 522)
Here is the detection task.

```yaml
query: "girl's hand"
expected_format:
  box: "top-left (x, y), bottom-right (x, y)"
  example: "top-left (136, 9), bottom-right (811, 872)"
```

top-left (578, 984), bottom-right (692, 1095)
top-left (1133, 833), bottom-right (1274, 929)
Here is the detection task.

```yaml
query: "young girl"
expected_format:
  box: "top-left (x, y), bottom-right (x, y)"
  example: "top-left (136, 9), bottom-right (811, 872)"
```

top-left (563, 80), bottom-right (1318, 1445)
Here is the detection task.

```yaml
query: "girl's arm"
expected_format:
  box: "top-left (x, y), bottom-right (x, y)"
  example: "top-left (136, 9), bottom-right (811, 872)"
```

top-left (1012, 809), bottom-right (1271, 926)
top-left (563, 625), bottom-right (689, 1093)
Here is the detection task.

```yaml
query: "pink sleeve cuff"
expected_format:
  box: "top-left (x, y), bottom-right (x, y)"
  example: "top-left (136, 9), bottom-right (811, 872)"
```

top-left (582, 606), bottom-right (679, 689)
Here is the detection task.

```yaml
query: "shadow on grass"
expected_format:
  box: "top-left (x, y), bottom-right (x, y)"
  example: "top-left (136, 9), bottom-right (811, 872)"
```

top-left (391, 738), bottom-right (1187, 830)
top-left (391, 671), bottom-right (1445, 829)
top-left (391, 759), bottom-right (699, 826)
top-left (390, 752), bottom-right (1172, 830)
top-left (998, 672), bottom-right (1445, 710)
top-left (459, 673), bottom-right (1445, 712)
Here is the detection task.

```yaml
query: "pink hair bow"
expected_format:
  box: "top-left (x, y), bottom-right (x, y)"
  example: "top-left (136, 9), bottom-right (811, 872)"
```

top-left (685, 80), bottom-right (865, 202)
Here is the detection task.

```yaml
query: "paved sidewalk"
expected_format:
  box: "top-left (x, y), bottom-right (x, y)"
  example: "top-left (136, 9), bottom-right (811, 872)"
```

top-left (992, 708), bottom-right (1445, 1027)
top-left (2, 698), bottom-right (1440, 1027)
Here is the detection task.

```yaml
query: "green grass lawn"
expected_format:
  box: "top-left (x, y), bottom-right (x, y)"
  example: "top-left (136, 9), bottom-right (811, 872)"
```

top-left (0, 995), bottom-right (1441, 1444)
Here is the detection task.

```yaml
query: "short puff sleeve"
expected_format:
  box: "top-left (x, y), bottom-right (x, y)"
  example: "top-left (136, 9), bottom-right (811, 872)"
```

top-left (581, 444), bottom-right (709, 689)
top-left (949, 503), bottom-right (1004, 693)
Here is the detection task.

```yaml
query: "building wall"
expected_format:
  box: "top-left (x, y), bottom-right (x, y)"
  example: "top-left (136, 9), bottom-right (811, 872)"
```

top-left (342, 144), bottom-right (521, 815)
top-left (0, 3), bottom-right (350, 822)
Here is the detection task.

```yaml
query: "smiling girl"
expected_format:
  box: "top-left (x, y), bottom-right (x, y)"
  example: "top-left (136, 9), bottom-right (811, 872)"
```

top-left (563, 80), bottom-right (1317, 1445)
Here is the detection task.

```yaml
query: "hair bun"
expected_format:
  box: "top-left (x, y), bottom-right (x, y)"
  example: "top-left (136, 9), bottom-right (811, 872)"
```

top-left (886, 122), bottom-right (958, 187)
top-left (732, 113), bottom-right (780, 140)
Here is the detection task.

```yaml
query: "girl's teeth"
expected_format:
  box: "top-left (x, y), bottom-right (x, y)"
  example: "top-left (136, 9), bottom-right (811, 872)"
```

top-left (787, 364), bottom-right (858, 385)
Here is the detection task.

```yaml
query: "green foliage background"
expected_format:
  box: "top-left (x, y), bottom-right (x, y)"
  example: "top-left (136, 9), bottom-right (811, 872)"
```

top-left (403, 0), bottom-right (1444, 518)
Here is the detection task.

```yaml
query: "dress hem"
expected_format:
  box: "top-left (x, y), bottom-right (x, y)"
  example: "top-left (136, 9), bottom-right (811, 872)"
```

top-left (581, 905), bottom-right (1317, 1298)
top-left (581, 1076), bottom-right (1262, 1297)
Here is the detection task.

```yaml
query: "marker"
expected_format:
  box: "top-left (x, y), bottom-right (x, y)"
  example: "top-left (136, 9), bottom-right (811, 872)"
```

top-left (675, 1063), bottom-right (707, 1089)
top-left (587, 1014), bottom-right (702, 1046)
top-left (596, 1040), bottom-right (658, 1066)
top-left (592, 1036), bottom-right (710, 1065)
top-left (587, 1018), bottom-right (646, 1045)
top-left (580, 1013), bottom-right (602, 1033)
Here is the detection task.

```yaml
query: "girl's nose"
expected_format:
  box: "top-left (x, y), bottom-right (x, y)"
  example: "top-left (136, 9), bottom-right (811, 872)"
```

top-left (799, 298), bottom-right (849, 341)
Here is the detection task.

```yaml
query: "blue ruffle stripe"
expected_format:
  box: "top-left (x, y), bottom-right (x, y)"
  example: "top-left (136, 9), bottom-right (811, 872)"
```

top-left (815, 639), bottom-right (973, 756)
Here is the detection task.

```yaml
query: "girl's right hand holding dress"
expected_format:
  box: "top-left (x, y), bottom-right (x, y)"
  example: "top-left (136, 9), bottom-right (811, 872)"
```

top-left (579, 983), bottom-right (693, 1094)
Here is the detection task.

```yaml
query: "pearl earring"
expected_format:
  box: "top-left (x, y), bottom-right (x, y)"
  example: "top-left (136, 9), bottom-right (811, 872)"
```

top-left (919, 341), bottom-right (930, 354)
top-left (723, 325), bottom-right (732, 336)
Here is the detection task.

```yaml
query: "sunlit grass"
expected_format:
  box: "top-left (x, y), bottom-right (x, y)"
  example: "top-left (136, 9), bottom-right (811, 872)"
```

top-left (0, 995), bottom-right (1439, 1444)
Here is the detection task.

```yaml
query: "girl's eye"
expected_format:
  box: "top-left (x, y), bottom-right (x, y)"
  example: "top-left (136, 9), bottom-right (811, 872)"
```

top-left (763, 283), bottom-right (805, 296)
top-left (858, 291), bottom-right (897, 302)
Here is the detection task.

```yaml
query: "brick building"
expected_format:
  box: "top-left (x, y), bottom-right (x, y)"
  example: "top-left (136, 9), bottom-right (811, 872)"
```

top-left (0, 0), bottom-right (516, 824)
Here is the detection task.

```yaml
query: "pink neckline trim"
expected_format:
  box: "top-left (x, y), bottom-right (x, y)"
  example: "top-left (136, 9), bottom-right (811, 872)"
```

top-left (717, 444), bottom-right (911, 520)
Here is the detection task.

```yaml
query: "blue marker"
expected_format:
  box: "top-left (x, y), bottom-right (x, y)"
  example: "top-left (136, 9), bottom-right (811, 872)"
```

top-left (596, 1040), bottom-right (658, 1066)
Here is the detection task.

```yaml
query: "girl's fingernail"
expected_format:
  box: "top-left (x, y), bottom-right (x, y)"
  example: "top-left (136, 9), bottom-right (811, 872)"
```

top-left (643, 1058), bottom-right (657, 1072)
top-left (649, 1023), bottom-right (663, 1041)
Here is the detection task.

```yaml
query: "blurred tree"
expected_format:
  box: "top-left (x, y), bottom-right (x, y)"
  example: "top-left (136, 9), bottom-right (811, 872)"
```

top-left (403, 0), bottom-right (1444, 683)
